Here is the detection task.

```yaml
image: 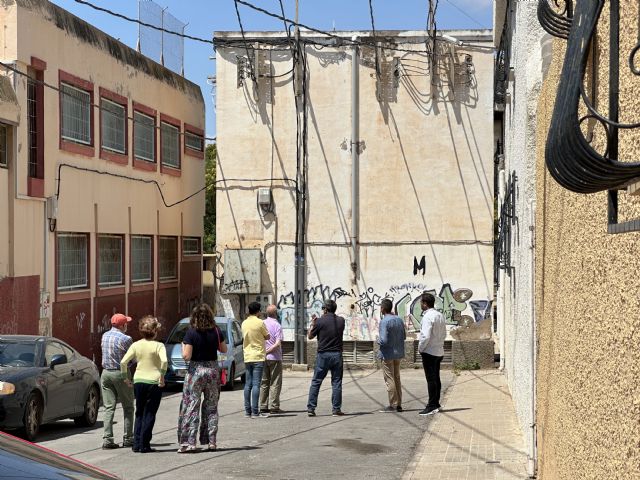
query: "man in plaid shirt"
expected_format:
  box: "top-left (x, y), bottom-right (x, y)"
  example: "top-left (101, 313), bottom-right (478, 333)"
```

top-left (100, 313), bottom-right (134, 449)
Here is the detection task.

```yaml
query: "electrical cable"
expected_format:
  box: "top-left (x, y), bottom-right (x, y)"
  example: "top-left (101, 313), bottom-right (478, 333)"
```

top-left (233, 0), bottom-right (257, 82)
top-left (0, 60), bottom-right (215, 142)
top-left (441, 0), bottom-right (488, 29)
top-left (72, 0), bottom-right (214, 45)
top-left (368, 0), bottom-right (381, 78)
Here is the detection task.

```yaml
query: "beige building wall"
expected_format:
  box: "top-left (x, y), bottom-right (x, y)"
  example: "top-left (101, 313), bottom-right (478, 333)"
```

top-left (216, 30), bottom-right (494, 340)
top-left (0, 0), bottom-right (205, 356)
top-left (535, 2), bottom-right (640, 478)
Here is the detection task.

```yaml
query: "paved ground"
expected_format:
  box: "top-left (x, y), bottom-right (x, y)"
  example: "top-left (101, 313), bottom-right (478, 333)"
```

top-left (37, 368), bottom-right (452, 480)
top-left (403, 370), bottom-right (529, 480)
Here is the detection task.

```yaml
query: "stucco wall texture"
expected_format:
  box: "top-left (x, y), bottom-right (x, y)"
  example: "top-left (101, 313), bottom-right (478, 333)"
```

top-left (535, 3), bottom-right (640, 478)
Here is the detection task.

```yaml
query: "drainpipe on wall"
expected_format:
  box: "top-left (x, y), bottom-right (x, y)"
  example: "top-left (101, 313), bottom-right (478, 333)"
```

top-left (350, 37), bottom-right (359, 283)
top-left (528, 199), bottom-right (537, 478)
top-left (498, 169), bottom-right (506, 371)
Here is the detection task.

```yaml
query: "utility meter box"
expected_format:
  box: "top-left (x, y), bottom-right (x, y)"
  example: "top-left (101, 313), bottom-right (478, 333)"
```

top-left (222, 249), bottom-right (261, 294)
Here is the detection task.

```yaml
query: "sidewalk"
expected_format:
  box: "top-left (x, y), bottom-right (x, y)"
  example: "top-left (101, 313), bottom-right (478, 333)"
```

top-left (403, 370), bottom-right (529, 480)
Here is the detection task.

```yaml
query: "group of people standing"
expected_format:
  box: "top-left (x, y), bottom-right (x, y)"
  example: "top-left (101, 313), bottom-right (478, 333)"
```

top-left (98, 291), bottom-right (447, 453)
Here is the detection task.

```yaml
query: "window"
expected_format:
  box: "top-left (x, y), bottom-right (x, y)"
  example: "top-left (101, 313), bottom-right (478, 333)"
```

top-left (0, 124), bottom-right (7, 168)
top-left (185, 132), bottom-right (204, 152)
top-left (61, 83), bottom-right (91, 145)
top-left (182, 237), bottom-right (200, 256)
top-left (57, 233), bottom-right (88, 291)
top-left (44, 342), bottom-right (66, 366)
top-left (27, 78), bottom-right (38, 176)
top-left (158, 236), bottom-right (177, 281)
top-left (131, 235), bottom-right (153, 283)
top-left (161, 121), bottom-right (180, 168)
top-left (101, 98), bottom-right (126, 154)
top-left (98, 235), bottom-right (123, 287)
top-left (134, 111), bottom-right (155, 162)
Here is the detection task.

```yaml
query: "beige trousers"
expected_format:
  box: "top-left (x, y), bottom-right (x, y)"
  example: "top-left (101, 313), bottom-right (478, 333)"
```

top-left (259, 360), bottom-right (283, 410)
top-left (382, 359), bottom-right (402, 408)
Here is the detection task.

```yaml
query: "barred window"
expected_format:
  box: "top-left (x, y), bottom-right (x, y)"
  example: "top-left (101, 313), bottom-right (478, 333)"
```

top-left (161, 122), bottom-right (180, 168)
top-left (101, 98), bottom-right (126, 154)
top-left (57, 233), bottom-right (88, 291)
top-left (185, 132), bottom-right (204, 152)
top-left (159, 236), bottom-right (177, 280)
top-left (182, 237), bottom-right (200, 255)
top-left (131, 235), bottom-right (152, 283)
top-left (134, 111), bottom-right (155, 162)
top-left (0, 124), bottom-right (7, 167)
top-left (61, 83), bottom-right (91, 145)
top-left (98, 235), bottom-right (123, 286)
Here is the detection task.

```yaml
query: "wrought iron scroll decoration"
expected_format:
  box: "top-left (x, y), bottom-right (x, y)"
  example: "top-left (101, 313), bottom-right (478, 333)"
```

top-left (537, 0), bottom-right (573, 39)
top-left (543, 0), bottom-right (640, 194)
top-left (494, 171), bottom-right (517, 289)
top-left (494, 4), bottom-right (511, 108)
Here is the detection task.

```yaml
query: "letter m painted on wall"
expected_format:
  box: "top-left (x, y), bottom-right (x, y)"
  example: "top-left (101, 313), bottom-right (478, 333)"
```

top-left (413, 256), bottom-right (426, 276)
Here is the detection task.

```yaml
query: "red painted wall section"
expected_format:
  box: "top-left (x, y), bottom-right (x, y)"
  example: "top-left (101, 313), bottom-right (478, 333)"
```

top-left (0, 276), bottom-right (39, 334)
top-left (128, 290), bottom-right (155, 341)
top-left (52, 299), bottom-right (92, 358)
top-left (156, 287), bottom-right (179, 339)
top-left (179, 261), bottom-right (202, 318)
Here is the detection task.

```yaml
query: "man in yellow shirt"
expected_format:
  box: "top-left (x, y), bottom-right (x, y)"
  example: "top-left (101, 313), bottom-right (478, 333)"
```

top-left (242, 302), bottom-right (270, 418)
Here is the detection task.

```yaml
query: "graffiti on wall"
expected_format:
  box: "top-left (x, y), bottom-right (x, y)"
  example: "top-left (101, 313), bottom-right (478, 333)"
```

top-left (277, 282), bottom-right (490, 341)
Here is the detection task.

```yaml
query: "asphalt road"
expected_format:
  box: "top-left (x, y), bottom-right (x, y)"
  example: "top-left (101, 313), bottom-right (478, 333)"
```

top-left (36, 368), bottom-right (453, 480)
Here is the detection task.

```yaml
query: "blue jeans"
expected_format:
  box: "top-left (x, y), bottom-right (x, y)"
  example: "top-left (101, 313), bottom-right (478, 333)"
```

top-left (243, 362), bottom-right (264, 415)
top-left (307, 351), bottom-right (343, 412)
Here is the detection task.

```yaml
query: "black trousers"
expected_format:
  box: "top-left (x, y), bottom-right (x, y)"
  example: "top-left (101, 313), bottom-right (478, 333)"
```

top-left (133, 383), bottom-right (162, 451)
top-left (420, 352), bottom-right (443, 409)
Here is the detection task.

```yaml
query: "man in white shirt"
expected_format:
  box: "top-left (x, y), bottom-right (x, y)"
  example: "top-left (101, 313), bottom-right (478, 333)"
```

top-left (417, 292), bottom-right (447, 416)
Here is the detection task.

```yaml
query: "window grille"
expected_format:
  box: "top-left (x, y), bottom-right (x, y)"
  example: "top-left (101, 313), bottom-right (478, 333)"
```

top-left (182, 237), bottom-right (200, 255)
top-left (27, 78), bottom-right (38, 177)
top-left (61, 83), bottom-right (91, 145)
top-left (57, 233), bottom-right (88, 291)
top-left (161, 122), bottom-right (180, 168)
top-left (101, 98), bottom-right (126, 154)
top-left (134, 111), bottom-right (155, 162)
top-left (0, 124), bottom-right (7, 167)
top-left (98, 235), bottom-right (123, 286)
top-left (131, 235), bottom-right (153, 283)
top-left (494, 171), bottom-right (517, 288)
top-left (185, 132), bottom-right (204, 152)
top-left (159, 236), bottom-right (177, 280)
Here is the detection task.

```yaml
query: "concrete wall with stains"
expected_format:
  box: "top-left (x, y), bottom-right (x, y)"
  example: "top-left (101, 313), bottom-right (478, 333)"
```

top-left (0, 0), bottom-right (204, 359)
top-left (534, 2), bottom-right (640, 478)
top-left (215, 30), bottom-right (494, 341)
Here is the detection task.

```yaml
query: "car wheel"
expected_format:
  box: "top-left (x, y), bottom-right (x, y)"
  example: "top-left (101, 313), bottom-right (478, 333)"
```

top-left (74, 385), bottom-right (99, 427)
top-left (224, 364), bottom-right (236, 391)
top-left (23, 392), bottom-right (43, 442)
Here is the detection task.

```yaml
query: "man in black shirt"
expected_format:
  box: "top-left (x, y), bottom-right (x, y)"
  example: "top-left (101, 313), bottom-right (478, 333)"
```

top-left (306, 299), bottom-right (345, 417)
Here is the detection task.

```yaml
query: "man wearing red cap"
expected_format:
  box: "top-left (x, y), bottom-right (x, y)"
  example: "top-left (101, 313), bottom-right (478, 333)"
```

top-left (100, 313), bottom-right (134, 449)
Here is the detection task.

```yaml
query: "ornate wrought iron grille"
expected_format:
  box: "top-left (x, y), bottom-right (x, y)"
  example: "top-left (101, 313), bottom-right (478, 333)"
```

top-left (539, 0), bottom-right (640, 234)
top-left (538, 0), bottom-right (573, 39)
top-left (494, 171), bottom-right (517, 289)
top-left (494, 5), bottom-right (511, 109)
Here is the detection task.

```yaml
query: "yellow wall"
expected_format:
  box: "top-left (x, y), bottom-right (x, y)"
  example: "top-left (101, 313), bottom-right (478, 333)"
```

top-left (535, 3), bottom-right (640, 478)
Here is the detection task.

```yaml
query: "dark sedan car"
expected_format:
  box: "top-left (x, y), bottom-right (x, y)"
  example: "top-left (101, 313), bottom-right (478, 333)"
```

top-left (0, 430), bottom-right (118, 479)
top-left (0, 335), bottom-right (101, 441)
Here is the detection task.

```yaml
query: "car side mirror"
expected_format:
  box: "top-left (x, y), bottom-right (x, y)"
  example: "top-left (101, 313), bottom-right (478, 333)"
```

top-left (50, 354), bottom-right (67, 369)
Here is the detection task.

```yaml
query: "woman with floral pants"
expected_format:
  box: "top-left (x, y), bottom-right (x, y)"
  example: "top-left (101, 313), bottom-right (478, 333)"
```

top-left (177, 304), bottom-right (227, 452)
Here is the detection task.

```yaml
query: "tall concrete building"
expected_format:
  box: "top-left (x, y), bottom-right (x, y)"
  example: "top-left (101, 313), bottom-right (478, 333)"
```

top-left (0, 0), bottom-right (205, 359)
top-left (214, 29), bottom-right (494, 361)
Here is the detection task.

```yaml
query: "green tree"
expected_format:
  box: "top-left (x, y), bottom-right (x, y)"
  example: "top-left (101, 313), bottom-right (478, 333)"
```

top-left (204, 143), bottom-right (216, 253)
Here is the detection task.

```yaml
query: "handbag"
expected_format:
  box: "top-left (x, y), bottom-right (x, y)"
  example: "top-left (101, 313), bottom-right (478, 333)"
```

top-left (215, 327), bottom-right (227, 386)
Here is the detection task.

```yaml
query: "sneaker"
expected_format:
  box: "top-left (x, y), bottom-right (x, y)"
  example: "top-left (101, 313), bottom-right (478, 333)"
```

top-left (101, 443), bottom-right (119, 450)
top-left (257, 412), bottom-right (270, 418)
top-left (270, 408), bottom-right (284, 414)
top-left (122, 441), bottom-right (134, 448)
top-left (332, 410), bottom-right (345, 417)
top-left (418, 406), bottom-right (439, 416)
top-left (396, 406), bottom-right (403, 412)
top-left (379, 406), bottom-right (396, 413)
top-left (244, 412), bottom-right (252, 418)
top-left (260, 408), bottom-right (270, 413)
top-left (307, 410), bottom-right (316, 417)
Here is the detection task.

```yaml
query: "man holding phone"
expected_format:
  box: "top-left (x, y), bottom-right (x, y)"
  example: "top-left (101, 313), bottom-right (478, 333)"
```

top-left (306, 299), bottom-right (345, 417)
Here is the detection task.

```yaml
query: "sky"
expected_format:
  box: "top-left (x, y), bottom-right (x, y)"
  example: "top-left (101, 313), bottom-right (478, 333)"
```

top-left (51, 0), bottom-right (494, 139)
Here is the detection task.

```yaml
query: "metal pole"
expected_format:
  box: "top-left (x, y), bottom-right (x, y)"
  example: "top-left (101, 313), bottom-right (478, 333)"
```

top-left (607, 0), bottom-right (619, 227)
top-left (351, 38), bottom-right (359, 282)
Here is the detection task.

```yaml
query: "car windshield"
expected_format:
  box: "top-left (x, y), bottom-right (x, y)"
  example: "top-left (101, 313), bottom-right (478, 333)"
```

top-left (166, 322), bottom-right (229, 344)
top-left (0, 341), bottom-right (36, 367)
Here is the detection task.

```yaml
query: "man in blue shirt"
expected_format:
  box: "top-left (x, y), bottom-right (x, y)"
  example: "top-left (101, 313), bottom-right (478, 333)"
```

top-left (377, 298), bottom-right (406, 413)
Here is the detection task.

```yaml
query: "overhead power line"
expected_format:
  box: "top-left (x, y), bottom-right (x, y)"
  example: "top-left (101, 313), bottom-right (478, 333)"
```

top-left (441, 0), bottom-right (487, 29)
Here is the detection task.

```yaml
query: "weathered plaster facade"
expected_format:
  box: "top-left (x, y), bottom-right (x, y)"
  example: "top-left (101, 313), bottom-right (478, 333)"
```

top-left (215, 30), bottom-right (494, 343)
top-left (0, 0), bottom-right (205, 359)
top-left (534, 2), bottom-right (640, 479)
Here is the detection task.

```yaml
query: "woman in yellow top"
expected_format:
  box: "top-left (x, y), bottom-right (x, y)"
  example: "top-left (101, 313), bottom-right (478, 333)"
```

top-left (120, 316), bottom-right (167, 453)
